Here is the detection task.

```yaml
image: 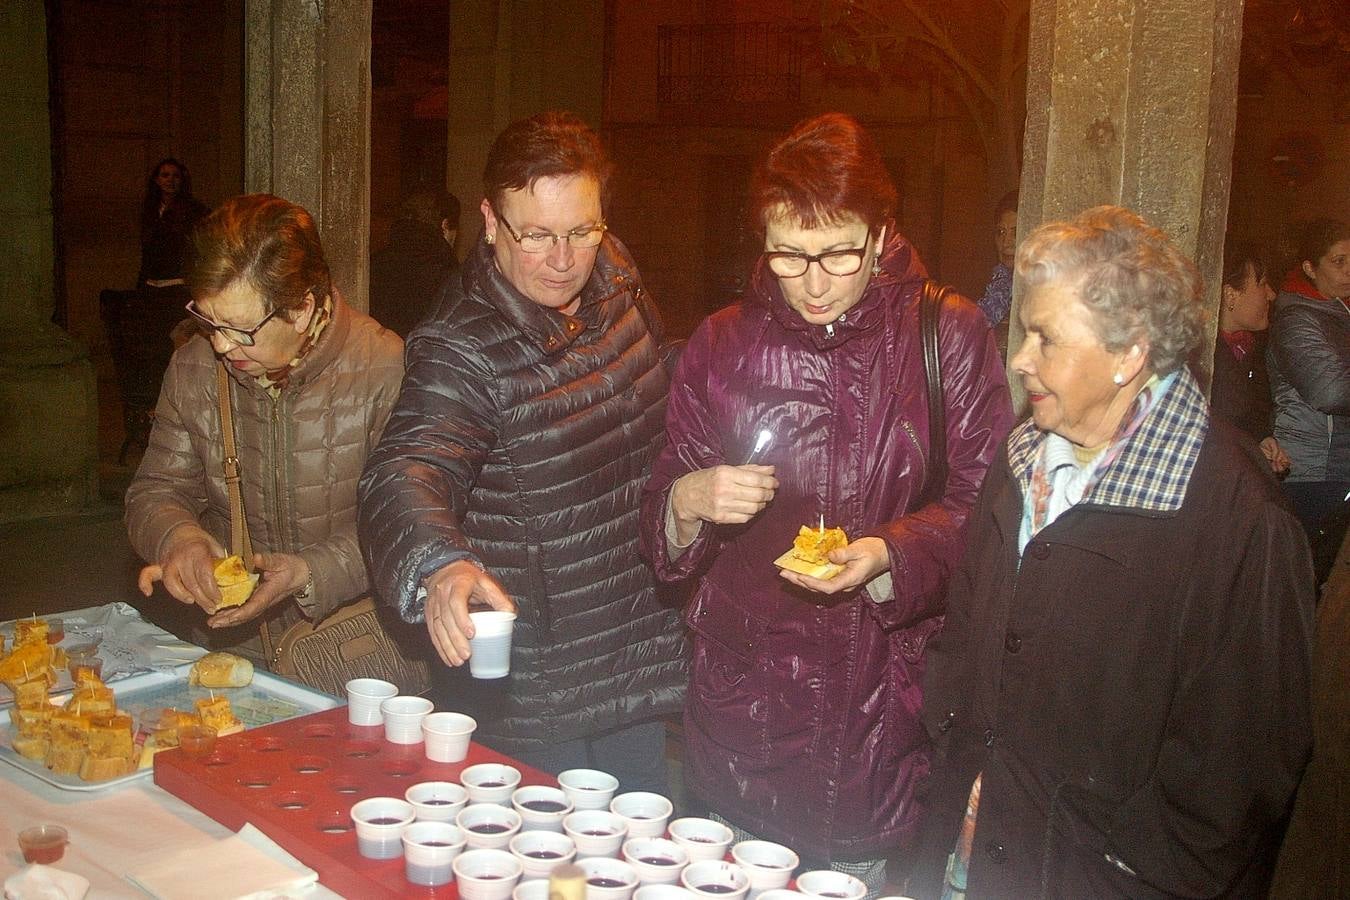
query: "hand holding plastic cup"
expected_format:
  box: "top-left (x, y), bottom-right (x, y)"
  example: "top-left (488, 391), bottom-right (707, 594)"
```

top-left (423, 711), bottom-right (477, 762)
top-left (346, 677), bottom-right (397, 726)
top-left (468, 610), bottom-right (517, 679)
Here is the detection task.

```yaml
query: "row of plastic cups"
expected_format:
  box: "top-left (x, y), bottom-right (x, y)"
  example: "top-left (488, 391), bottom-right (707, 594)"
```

top-left (450, 852), bottom-right (799, 900)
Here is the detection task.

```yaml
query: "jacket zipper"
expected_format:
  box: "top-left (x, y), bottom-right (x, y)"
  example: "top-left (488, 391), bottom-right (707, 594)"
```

top-left (900, 419), bottom-right (927, 475)
top-left (270, 395), bottom-right (287, 553)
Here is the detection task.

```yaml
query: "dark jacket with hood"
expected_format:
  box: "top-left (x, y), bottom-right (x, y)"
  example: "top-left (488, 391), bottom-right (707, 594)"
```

top-left (358, 234), bottom-right (687, 753)
top-left (639, 228), bottom-right (1013, 861)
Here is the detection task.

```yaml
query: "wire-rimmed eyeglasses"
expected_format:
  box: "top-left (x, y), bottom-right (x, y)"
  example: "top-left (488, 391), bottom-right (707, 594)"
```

top-left (184, 300), bottom-right (281, 347)
top-left (495, 209), bottom-right (607, 254)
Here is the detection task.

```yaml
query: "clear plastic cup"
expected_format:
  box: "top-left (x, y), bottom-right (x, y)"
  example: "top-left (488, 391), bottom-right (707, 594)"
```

top-left (403, 820), bottom-right (466, 886)
top-left (563, 809), bottom-right (629, 859)
top-left (667, 818), bottom-right (733, 862)
top-left (406, 780), bottom-right (470, 822)
top-left (346, 677), bottom-right (397, 726)
top-left (423, 711), bottom-right (477, 762)
top-left (461, 762), bottom-right (522, 805)
top-left (558, 768), bottom-right (620, 811)
top-left (468, 610), bottom-right (517, 679)
top-left (381, 695), bottom-right (433, 744)
top-left (351, 797), bottom-right (415, 859)
top-left (794, 871), bottom-right (866, 900)
top-left (509, 830), bottom-right (577, 880)
top-left (681, 860), bottom-right (750, 900)
top-left (579, 856), bottom-right (640, 900)
top-left (622, 837), bottom-right (688, 885)
top-left (730, 841), bottom-right (798, 899)
top-left (512, 785), bottom-right (574, 832)
top-left (458, 804), bottom-right (523, 850)
top-left (515, 880), bottom-right (552, 900)
top-left (609, 792), bottom-right (673, 840)
top-left (635, 887), bottom-right (699, 900)
top-left (454, 848), bottom-right (523, 900)
top-left (18, 825), bottom-right (68, 865)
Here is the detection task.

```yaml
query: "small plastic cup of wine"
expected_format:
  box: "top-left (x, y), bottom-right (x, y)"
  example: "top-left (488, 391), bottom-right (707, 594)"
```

top-left (18, 825), bottom-right (68, 865)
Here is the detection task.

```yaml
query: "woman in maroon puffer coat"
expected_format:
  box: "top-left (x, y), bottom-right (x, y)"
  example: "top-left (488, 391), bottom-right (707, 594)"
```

top-left (639, 113), bottom-right (1013, 888)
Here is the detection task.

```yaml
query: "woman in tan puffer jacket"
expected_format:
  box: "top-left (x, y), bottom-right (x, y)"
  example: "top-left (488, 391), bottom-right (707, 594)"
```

top-left (126, 194), bottom-right (404, 663)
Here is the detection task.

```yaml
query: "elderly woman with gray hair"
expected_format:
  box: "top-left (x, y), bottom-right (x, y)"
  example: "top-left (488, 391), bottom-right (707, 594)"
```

top-left (910, 206), bottom-right (1314, 899)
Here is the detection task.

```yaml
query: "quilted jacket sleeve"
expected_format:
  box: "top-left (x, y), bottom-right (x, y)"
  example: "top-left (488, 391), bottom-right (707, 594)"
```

top-left (125, 350), bottom-right (216, 565)
top-left (865, 294), bottom-right (1014, 631)
top-left (639, 318), bottom-right (727, 580)
top-left (358, 326), bottom-right (501, 622)
top-left (1270, 300), bottom-right (1350, 415)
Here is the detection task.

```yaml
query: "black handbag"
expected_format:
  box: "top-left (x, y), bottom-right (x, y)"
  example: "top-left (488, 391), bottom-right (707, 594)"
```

top-left (918, 279), bottom-right (951, 507)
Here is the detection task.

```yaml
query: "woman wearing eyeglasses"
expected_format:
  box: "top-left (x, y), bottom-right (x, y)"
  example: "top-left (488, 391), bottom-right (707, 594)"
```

top-left (126, 193), bottom-right (404, 662)
top-left (639, 113), bottom-right (1013, 887)
top-left (358, 111), bottom-right (685, 789)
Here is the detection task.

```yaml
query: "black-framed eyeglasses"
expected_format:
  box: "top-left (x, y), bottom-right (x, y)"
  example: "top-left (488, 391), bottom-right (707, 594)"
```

top-left (495, 209), bottom-right (607, 254)
top-left (763, 247), bottom-right (869, 279)
top-left (184, 300), bottom-right (281, 347)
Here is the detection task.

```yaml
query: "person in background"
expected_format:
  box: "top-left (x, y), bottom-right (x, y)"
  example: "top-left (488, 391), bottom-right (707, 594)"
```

top-left (369, 187), bottom-right (462, 338)
top-left (977, 190), bottom-right (1018, 353)
top-left (640, 113), bottom-right (1013, 893)
top-left (1210, 237), bottom-right (1288, 474)
top-left (127, 194), bottom-right (404, 664)
top-left (139, 157), bottom-right (209, 290)
top-left (912, 206), bottom-right (1313, 899)
top-left (1267, 217), bottom-right (1350, 579)
top-left (358, 111), bottom-right (686, 792)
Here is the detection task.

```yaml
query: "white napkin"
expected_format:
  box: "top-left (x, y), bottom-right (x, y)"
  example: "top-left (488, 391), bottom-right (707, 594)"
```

top-left (3, 865), bottom-right (90, 900)
top-left (125, 824), bottom-right (318, 900)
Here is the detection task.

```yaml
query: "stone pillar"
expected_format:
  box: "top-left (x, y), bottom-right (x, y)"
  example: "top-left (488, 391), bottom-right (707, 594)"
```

top-left (244, 0), bottom-right (372, 311)
top-left (1014, 0), bottom-right (1244, 402)
top-left (0, 2), bottom-right (98, 521)
top-left (445, 0), bottom-right (605, 245)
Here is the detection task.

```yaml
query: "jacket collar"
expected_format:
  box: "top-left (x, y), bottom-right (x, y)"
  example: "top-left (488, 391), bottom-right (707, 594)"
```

top-left (1007, 366), bottom-right (1209, 513)
top-left (461, 232), bottom-right (637, 355)
top-left (748, 222), bottom-right (928, 351)
top-left (1281, 269), bottom-right (1329, 300)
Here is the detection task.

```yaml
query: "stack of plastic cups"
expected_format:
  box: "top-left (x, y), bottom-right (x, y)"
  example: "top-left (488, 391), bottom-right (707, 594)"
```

top-left (346, 678), bottom-right (397, 726)
top-left (381, 696), bottom-right (433, 744)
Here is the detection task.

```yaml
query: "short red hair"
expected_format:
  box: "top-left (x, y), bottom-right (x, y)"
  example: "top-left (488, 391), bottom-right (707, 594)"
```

top-left (751, 112), bottom-right (897, 233)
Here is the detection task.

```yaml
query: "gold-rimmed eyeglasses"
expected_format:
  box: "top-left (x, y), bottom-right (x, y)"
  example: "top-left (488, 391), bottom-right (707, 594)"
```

top-left (495, 209), bottom-right (607, 254)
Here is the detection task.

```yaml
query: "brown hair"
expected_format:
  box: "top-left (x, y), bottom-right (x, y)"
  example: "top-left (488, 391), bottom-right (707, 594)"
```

top-left (1296, 217), bottom-right (1350, 269)
top-left (482, 111), bottom-right (612, 211)
top-left (750, 112), bottom-right (897, 232)
top-left (1221, 236), bottom-right (1268, 291)
top-left (187, 194), bottom-right (330, 317)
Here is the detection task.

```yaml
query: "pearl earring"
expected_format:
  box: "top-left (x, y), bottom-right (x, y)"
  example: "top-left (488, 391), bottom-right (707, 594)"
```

top-left (485, 235), bottom-right (495, 245)
top-left (1112, 373), bottom-right (1124, 386)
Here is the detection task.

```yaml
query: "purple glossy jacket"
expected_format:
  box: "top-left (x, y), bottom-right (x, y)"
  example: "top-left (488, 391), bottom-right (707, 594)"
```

top-left (639, 229), bottom-right (1013, 861)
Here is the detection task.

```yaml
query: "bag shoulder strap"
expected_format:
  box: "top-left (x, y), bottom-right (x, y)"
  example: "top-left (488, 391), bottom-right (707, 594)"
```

top-left (216, 362), bottom-right (253, 563)
top-left (919, 279), bottom-right (951, 507)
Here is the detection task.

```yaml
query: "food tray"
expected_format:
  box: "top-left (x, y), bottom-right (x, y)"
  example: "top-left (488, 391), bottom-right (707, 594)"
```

top-left (0, 664), bottom-right (337, 792)
top-left (155, 706), bottom-right (556, 899)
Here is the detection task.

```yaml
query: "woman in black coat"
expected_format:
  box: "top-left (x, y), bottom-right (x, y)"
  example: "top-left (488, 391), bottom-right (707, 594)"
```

top-left (911, 207), bottom-right (1314, 899)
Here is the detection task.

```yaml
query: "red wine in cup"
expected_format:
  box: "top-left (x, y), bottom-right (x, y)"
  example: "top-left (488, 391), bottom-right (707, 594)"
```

top-left (522, 800), bottom-right (569, 813)
top-left (477, 780), bottom-right (506, 788)
top-left (525, 850), bottom-right (564, 859)
top-left (367, 817), bottom-right (405, 825)
top-left (471, 823), bottom-right (511, 834)
top-left (697, 885), bottom-right (738, 894)
top-left (421, 798), bottom-right (453, 806)
top-left (581, 829), bottom-right (614, 837)
top-left (638, 856), bottom-right (676, 866)
top-left (588, 878), bottom-right (628, 888)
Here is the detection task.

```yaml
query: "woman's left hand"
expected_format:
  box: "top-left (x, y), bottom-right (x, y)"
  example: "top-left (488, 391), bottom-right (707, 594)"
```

top-left (778, 536), bottom-right (891, 595)
top-left (207, 552), bottom-right (310, 628)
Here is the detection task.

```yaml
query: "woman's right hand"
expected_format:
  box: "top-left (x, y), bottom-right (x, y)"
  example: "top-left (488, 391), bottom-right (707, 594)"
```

top-left (137, 527), bottom-right (227, 613)
top-left (670, 465), bottom-right (778, 541)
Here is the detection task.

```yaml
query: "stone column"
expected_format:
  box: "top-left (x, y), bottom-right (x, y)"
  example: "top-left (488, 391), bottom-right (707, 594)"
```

top-left (445, 0), bottom-right (605, 245)
top-left (1014, 0), bottom-right (1245, 401)
top-left (244, 0), bottom-right (372, 311)
top-left (0, 2), bottom-right (98, 521)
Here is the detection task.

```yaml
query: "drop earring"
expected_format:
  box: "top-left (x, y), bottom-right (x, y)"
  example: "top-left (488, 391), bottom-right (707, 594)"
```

top-left (871, 254), bottom-right (882, 276)
top-left (485, 234), bottom-right (495, 245)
